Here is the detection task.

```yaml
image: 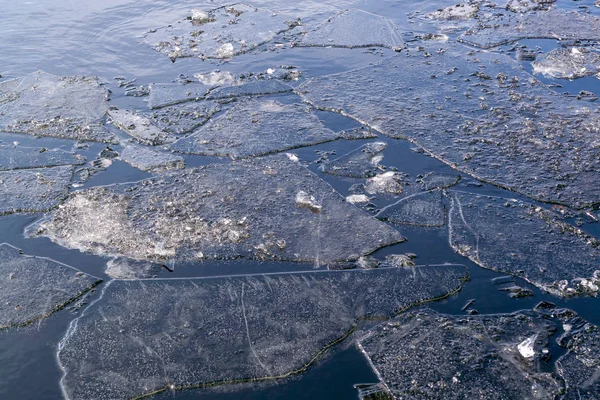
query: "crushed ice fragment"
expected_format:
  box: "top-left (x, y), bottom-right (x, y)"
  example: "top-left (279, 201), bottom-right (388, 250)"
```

top-left (518, 334), bottom-right (537, 358)
top-left (0, 243), bottom-right (100, 329)
top-left (29, 156), bottom-right (403, 263)
top-left (144, 4), bottom-right (299, 60)
top-left (299, 9), bottom-right (404, 49)
top-left (295, 190), bottom-right (322, 213)
top-left (194, 71), bottom-right (236, 87)
top-left (320, 142), bottom-right (386, 178)
top-left (532, 47), bottom-right (600, 79)
top-left (0, 71), bottom-right (114, 143)
top-left (365, 171), bottom-right (405, 195)
top-left (0, 166), bottom-right (73, 215)
top-left (346, 194), bottom-right (370, 204)
top-left (108, 109), bottom-right (176, 145)
top-left (119, 145), bottom-right (184, 172)
top-left (169, 99), bottom-right (338, 158)
top-left (58, 264), bottom-right (467, 399)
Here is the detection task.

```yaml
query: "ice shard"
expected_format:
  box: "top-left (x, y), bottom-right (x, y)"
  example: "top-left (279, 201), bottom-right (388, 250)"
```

top-left (0, 145), bottom-right (83, 171)
top-left (119, 145), bottom-right (184, 172)
top-left (320, 142), bottom-right (387, 178)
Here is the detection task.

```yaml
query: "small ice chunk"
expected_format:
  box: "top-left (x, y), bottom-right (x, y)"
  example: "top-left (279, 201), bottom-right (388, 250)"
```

top-left (148, 83), bottom-right (209, 109)
top-left (216, 43), bottom-right (235, 59)
top-left (365, 171), bottom-right (405, 195)
top-left (193, 71), bottom-right (236, 87)
top-left (532, 47), bottom-right (600, 80)
top-left (321, 142), bottom-right (387, 178)
top-left (190, 9), bottom-right (210, 22)
top-left (427, 2), bottom-right (481, 21)
top-left (518, 334), bottom-right (537, 359)
top-left (346, 194), bottom-right (370, 204)
top-left (296, 191), bottom-right (322, 213)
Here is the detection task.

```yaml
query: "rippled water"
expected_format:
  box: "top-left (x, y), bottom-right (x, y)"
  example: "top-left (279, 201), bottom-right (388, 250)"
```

top-left (2, 0), bottom-right (600, 399)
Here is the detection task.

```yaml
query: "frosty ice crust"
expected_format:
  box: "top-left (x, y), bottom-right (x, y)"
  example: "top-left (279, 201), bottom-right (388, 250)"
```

top-left (29, 155), bottom-right (404, 264)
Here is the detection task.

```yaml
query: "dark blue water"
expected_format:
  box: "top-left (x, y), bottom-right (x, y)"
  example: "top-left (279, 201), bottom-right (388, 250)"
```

top-left (2, 0), bottom-right (600, 399)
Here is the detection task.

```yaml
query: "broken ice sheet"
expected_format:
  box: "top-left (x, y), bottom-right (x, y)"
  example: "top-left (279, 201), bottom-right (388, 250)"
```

top-left (377, 189), bottom-right (445, 227)
top-left (299, 9), bottom-right (404, 50)
top-left (320, 142), bottom-right (387, 178)
top-left (532, 47), bottom-right (600, 80)
top-left (29, 155), bottom-right (403, 263)
top-left (0, 71), bottom-right (114, 143)
top-left (0, 166), bottom-right (73, 215)
top-left (0, 145), bottom-right (83, 171)
top-left (206, 79), bottom-right (293, 100)
top-left (358, 308), bottom-right (564, 399)
top-left (504, 0), bottom-right (555, 13)
top-left (144, 3), bottom-right (299, 61)
top-left (58, 264), bottom-right (467, 400)
top-left (0, 243), bottom-right (100, 329)
top-left (105, 257), bottom-right (164, 279)
top-left (147, 83), bottom-right (209, 109)
top-left (108, 109), bottom-right (176, 146)
top-left (119, 145), bottom-right (184, 172)
top-left (448, 191), bottom-right (600, 297)
top-left (297, 42), bottom-right (600, 208)
top-left (145, 100), bottom-right (221, 135)
top-left (169, 99), bottom-right (339, 158)
top-left (459, 9), bottom-right (600, 49)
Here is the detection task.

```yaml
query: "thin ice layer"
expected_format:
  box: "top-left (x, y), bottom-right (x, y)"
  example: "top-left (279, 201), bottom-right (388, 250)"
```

top-left (448, 191), bottom-right (600, 297)
top-left (459, 9), bottom-right (600, 49)
top-left (144, 4), bottom-right (298, 60)
top-left (0, 244), bottom-right (100, 329)
top-left (320, 142), bottom-right (386, 178)
top-left (58, 264), bottom-right (467, 400)
top-left (146, 101), bottom-right (221, 135)
top-left (0, 71), bottom-right (114, 143)
top-left (147, 83), bottom-right (209, 109)
top-left (0, 166), bottom-right (73, 215)
top-left (532, 47), bottom-right (600, 79)
top-left (359, 308), bottom-right (563, 399)
top-left (299, 9), bottom-right (404, 49)
top-left (206, 79), bottom-right (292, 99)
top-left (0, 145), bottom-right (83, 171)
top-left (119, 145), bottom-right (184, 172)
top-left (377, 189), bottom-right (445, 227)
top-left (108, 109), bottom-right (176, 145)
top-left (105, 257), bottom-right (164, 279)
top-left (169, 100), bottom-right (339, 158)
top-left (29, 155), bottom-right (403, 263)
top-left (297, 42), bottom-right (600, 208)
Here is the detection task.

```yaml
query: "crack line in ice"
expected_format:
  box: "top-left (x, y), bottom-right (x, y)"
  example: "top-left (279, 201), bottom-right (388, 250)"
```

top-left (241, 282), bottom-right (270, 375)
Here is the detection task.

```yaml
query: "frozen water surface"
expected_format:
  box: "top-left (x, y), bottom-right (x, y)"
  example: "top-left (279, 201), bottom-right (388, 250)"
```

top-left (0, 166), bottom-right (73, 215)
top-left (532, 47), bottom-right (600, 80)
top-left (0, 71), bottom-right (114, 143)
top-left (144, 3), bottom-right (299, 61)
top-left (30, 156), bottom-right (403, 263)
top-left (320, 142), bottom-right (387, 178)
top-left (119, 145), bottom-right (184, 172)
top-left (299, 9), bottom-right (404, 49)
top-left (377, 189), bottom-right (445, 227)
top-left (358, 306), bottom-right (599, 399)
top-left (169, 100), bottom-right (339, 158)
top-left (449, 191), bottom-right (600, 297)
top-left (298, 42), bottom-right (600, 208)
top-left (459, 9), bottom-right (600, 49)
top-left (0, 244), bottom-right (100, 329)
top-left (58, 264), bottom-right (467, 400)
top-left (0, 145), bottom-right (83, 171)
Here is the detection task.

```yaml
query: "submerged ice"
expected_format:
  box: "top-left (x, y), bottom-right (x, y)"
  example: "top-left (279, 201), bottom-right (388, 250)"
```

top-left (58, 264), bottom-right (467, 399)
top-left (0, 244), bottom-right (100, 329)
top-left (29, 155), bottom-right (403, 263)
